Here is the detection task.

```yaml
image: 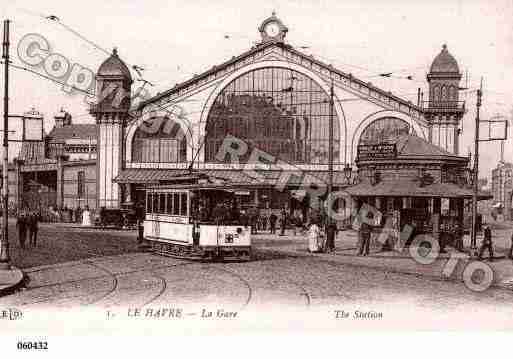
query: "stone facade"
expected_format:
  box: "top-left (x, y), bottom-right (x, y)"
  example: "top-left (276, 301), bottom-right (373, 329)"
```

top-left (491, 162), bottom-right (513, 220)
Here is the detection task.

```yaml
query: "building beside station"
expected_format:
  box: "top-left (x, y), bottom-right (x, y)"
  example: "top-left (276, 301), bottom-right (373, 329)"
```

top-left (491, 161), bottom-right (513, 220)
top-left (5, 109), bottom-right (97, 212)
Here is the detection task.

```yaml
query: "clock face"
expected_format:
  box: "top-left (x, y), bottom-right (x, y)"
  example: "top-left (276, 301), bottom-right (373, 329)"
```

top-left (264, 22), bottom-right (281, 37)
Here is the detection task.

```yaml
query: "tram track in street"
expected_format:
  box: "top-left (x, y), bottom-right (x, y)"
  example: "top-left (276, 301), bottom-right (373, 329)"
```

top-left (140, 271), bottom-right (168, 307)
top-left (8, 261), bottom-right (198, 307)
top-left (83, 261), bottom-right (119, 305)
top-left (203, 265), bottom-right (253, 308)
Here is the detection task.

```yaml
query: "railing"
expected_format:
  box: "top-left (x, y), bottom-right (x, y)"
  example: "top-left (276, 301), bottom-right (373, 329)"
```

top-left (422, 100), bottom-right (466, 112)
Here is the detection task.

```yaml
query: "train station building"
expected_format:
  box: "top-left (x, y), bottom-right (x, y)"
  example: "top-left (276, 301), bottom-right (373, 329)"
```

top-left (10, 13), bottom-right (477, 225)
top-left (89, 13), bottom-right (472, 218)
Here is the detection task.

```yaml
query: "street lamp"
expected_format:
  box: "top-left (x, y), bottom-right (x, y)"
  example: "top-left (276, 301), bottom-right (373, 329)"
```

top-left (343, 163), bottom-right (352, 184)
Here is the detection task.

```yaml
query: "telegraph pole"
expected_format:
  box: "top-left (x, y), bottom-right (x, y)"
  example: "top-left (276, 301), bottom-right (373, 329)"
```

top-left (324, 77), bottom-right (334, 252)
top-left (0, 19), bottom-right (10, 269)
top-left (470, 78), bottom-right (483, 253)
top-left (328, 78), bottom-right (334, 206)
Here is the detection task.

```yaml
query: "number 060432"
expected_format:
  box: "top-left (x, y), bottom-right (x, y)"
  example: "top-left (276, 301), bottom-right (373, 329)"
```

top-left (17, 341), bottom-right (48, 350)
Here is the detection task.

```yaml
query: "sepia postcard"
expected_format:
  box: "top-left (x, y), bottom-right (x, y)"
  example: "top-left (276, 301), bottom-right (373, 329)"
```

top-left (0, 0), bottom-right (512, 355)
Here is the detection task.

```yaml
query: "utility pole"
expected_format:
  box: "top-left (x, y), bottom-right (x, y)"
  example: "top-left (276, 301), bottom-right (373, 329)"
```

top-left (470, 78), bottom-right (483, 253)
top-left (328, 78), bottom-right (334, 206)
top-left (0, 19), bottom-right (10, 269)
top-left (324, 76), bottom-right (335, 252)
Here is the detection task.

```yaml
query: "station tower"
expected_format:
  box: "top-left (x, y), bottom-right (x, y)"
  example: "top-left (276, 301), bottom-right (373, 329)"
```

top-left (425, 44), bottom-right (465, 155)
top-left (91, 48), bottom-right (133, 208)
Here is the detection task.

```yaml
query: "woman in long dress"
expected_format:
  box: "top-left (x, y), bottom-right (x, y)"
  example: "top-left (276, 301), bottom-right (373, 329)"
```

top-left (82, 206), bottom-right (91, 226)
top-left (308, 220), bottom-right (322, 253)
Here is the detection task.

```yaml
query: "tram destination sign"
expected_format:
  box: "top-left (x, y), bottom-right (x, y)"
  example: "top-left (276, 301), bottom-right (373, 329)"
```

top-left (357, 143), bottom-right (397, 160)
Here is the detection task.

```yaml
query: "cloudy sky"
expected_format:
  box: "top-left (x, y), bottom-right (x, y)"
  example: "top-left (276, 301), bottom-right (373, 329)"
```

top-left (0, 0), bottom-right (512, 178)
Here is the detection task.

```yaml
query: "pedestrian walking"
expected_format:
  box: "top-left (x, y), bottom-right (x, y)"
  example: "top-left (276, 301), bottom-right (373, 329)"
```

top-left (82, 206), bottom-right (92, 226)
top-left (358, 212), bottom-right (374, 256)
top-left (279, 209), bottom-right (287, 236)
top-left (325, 221), bottom-right (337, 253)
top-left (135, 202), bottom-right (145, 244)
top-left (508, 232), bottom-right (513, 260)
top-left (292, 212), bottom-right (300, 236)
top-left (28, 211), bottom-right (40, 247)
top-left (307, 218), bottom-right (322, 253)
top-left (269, 213), bottom-right (277, 234)
top-left (16, 210), bottom-right (27, 249)
top-left (478, 224), bottom-right (494, 261)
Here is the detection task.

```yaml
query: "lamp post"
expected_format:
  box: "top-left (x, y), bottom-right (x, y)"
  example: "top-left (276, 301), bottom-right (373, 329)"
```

top-left (343, 163), bottom-right (352, 184)
top-left (470, 85), bottom-right (482, 254)
top-left (343, 163), bottom-right (352, 228)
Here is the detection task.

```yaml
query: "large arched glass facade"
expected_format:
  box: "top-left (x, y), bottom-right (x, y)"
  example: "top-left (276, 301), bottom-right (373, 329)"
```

top-left (132, 118), bottom-right (187, 163)
top-left (358, 117), bottom-right (415, 147)
top-left (205, 67), bottom-right (340, 164)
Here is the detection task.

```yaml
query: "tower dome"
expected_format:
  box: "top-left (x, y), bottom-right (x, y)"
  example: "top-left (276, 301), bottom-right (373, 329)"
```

top-left (97, 48), bottom-right (132, 80)
top-left (429, 44), bottom-right (460, 74)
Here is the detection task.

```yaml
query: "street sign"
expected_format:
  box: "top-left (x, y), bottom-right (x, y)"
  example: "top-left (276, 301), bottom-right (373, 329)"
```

top-left (479, 116), bottom-right (508, 141)
top-left (4, 114), bottom-right (44, 142)
top-left (24, 116), bottom-right (44, 141)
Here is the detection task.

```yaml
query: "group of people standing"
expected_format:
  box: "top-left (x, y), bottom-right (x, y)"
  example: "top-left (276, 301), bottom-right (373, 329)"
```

top-left (249, 209), bottom-right (306, 236)
top-left (307, 216), bottom-right (337, 253)
top-left (16, 210), bottom-right (40, 249)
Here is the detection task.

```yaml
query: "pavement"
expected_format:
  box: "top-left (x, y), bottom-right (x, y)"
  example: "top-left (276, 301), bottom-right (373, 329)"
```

top-left (251, 227), bottom-right (513, 291)
top-left (1, 220), bottom-right (512, 297)
top-left (0, 265), bottom-right (24, 296)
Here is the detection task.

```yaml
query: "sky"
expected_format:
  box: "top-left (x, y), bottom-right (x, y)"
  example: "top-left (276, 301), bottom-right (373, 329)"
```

top-left (0, 0), bottom-right (512, 180)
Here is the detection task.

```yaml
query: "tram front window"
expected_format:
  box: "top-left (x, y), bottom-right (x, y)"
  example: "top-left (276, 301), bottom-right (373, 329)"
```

top-left (159, 194), bottom-right (166, 213)
top-left (180, 193), bottom-right (188, 216)
top-left (147, 193), bottom-right (153, 213)
top-left (166, 193), bottom-right (173, 214)
top-left (153, 194), bottom-right (159, 214)
top-left (191, 189), bottom-right (243, 225)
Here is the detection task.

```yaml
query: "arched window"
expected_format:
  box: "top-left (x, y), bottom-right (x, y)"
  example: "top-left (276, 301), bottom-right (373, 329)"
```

top-left (204, 67), bottom-right (340, 164)
top-left (433, 85), bottom-right (440, 103)
top-left (450, 85), bottom-right (458, 101)
top-left (358, 117), bottom-right (415, 147)
top-left (441, 85), bottom-right (447, 102)
top-left (132, 117), bottom-right (187, 163)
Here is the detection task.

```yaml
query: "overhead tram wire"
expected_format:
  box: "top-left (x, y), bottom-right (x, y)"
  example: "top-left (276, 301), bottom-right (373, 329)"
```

top-left (47, 17), bottom-right (110, 57)
top-left (21, 10), bottom-right (160, 88)
top-left (3, 60), bottom-right (95, 97)
top-left (297, 49), bottom-right (429, 85)
top-left (5, 60), bottom-right (195, 142)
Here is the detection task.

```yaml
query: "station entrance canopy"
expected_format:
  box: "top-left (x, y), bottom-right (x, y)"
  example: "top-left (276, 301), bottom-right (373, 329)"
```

top-left (114, 169), bottom-right (351, 188)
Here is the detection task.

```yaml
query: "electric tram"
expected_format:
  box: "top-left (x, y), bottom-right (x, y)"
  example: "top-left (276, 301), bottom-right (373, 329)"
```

top-left (143, 181), bottom-right (252, 261)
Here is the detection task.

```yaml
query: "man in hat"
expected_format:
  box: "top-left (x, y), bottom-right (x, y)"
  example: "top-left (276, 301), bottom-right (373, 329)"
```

top-left (28, 211), bottom-right (40, 247)
top-left (16, 210), bottom-right (27, 249)
top-left (358, 211), bottom-right (374, 256)
top-left (478, 224), bottom-right (494, 261)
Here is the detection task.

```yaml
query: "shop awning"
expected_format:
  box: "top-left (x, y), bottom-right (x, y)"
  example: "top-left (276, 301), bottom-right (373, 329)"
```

top-left (114, 168), bottom-right (352, 187)
top-left (345, 180), bottom-right (492, 199)
top-left (114, 169), bottom-right (192, 184)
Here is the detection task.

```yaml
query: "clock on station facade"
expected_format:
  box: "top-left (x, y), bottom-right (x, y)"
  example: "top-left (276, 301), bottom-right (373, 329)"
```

top-left (258, 11), bottom-right (288, 43)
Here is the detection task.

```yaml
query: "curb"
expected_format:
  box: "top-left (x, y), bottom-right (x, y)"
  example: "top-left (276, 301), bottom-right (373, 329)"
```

top-left (0, 266), bottom-right (26, 297)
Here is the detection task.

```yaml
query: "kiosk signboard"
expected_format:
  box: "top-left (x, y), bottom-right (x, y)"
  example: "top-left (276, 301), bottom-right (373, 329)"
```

top-left (357, 143), bottom-right (397, 160)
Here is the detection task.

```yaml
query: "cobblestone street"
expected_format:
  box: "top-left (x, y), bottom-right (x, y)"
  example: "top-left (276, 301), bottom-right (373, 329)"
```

top-left (1, 223), bottom-right (513, 330)
top-left (6, 221), bottom-right (140, 269)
